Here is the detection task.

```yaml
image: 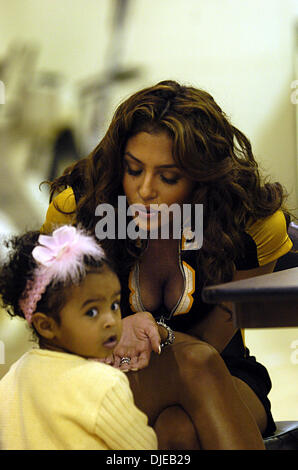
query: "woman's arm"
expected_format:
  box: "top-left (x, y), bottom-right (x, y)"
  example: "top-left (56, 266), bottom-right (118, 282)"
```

top-left (109, 261), bottom-right (276, 369)
top-left (104, 311), bottom-right (170, 371)
top-left (186, 260), bottom-right (277, 353)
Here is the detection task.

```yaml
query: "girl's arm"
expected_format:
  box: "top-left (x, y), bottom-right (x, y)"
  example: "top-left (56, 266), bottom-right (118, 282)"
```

top-left (95, 373), bottom-right (158, 450)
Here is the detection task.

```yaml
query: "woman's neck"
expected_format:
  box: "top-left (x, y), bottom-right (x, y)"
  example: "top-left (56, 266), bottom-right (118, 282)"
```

top-left (143, 236), bottom-right (179, 257)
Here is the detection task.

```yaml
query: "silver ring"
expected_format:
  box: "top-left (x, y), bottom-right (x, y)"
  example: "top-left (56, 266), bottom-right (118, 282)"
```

top-left (120, 357), bottom-right (131, 366)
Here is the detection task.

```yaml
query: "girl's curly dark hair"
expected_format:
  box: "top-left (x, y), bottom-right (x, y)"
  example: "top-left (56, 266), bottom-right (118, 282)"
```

top-left (0, 230), bottom-right (113, 343)
top-left (44, 79), bottom-right (289, 285)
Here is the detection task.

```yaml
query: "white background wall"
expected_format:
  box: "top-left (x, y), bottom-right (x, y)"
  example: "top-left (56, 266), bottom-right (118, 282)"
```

top-left (0, 0), bottom-right (297, 211)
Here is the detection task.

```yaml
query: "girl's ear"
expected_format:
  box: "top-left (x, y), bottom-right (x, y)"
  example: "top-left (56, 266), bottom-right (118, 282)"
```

top-left (31, 313), bottom-right (58, 340)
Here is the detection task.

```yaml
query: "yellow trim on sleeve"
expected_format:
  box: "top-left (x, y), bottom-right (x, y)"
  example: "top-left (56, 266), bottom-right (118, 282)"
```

top-left (41, 187), bottom-right (77, 233)
top-left (245, 210), bottom-right (293, 266)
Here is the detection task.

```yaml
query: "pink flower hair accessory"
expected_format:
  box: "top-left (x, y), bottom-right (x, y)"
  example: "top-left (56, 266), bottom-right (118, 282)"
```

top-left (19, 225), bottom-right (105, 324)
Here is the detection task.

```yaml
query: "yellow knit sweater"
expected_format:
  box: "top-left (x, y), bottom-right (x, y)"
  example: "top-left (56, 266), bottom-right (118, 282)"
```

top-left (0, 348), bottom-right (157, 450)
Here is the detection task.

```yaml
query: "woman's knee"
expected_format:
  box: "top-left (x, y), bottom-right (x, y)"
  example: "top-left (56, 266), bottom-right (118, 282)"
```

top-left (154, 406), bottom-right (200, 450)
top-left (175, 340), bottom-right (224, 379)
top-left (172, 340), bottom-right (236, 403)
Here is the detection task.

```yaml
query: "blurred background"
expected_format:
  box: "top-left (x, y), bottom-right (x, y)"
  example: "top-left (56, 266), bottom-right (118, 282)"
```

top-left (0, 0), bottom-right (297, 423)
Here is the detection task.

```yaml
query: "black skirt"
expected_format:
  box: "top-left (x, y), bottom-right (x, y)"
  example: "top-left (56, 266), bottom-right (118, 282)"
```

top-left (221, 330), bottom-right (276, 438)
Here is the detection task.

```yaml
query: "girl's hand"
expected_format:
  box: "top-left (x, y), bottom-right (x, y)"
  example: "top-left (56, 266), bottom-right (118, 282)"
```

top-left (104, 311), bottom-right (161, 372)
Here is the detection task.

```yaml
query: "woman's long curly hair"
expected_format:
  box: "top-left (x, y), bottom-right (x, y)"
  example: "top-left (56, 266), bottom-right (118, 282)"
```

top-left (47, 80), bottom-right (288, 285)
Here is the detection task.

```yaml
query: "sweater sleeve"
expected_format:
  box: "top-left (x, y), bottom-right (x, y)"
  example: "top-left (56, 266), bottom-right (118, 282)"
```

top-left (41, 187), bottom-right (76, 233)
top-left (95, 374), bottom-right (158, 450)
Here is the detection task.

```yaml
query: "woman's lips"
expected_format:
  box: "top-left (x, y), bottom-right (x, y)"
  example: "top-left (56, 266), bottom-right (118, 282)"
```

top-left (132, 204), bottom-right (159, 219)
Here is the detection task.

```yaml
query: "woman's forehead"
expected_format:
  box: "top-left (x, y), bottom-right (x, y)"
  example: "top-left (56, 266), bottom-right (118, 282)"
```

top-left (124, 131), bottom-right (175, 165)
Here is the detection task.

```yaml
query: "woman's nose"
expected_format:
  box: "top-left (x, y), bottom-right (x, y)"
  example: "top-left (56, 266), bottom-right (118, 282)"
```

top-left (138, 173), bottom-right (157, 201)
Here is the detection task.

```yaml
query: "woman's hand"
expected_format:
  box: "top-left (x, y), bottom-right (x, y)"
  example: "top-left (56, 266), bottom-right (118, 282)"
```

top-left (104, 311), bottom-right (161, 372)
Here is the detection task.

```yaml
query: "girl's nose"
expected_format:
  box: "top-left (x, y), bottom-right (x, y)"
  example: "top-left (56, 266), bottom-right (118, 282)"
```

top-left (102, 312), bottom-right (116, 329)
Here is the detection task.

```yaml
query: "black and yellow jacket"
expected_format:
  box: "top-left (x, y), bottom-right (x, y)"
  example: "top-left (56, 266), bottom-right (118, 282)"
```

top-left (42, 187), bottom-right (292, 333)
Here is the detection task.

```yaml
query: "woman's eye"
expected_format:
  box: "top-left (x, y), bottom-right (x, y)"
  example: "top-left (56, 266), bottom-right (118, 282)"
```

top-left (124, 160), bottom-right (180, 185)
top-left (127, 167), bottom-right (142, 176)
top-left (160, 174), bottom-right (180, 185)
top-left (125, 162), bottom-right (142, 176)
top-left (111, 301), bottom-right (120, 312)
top-left (85, 308), bottom-right (99, 318)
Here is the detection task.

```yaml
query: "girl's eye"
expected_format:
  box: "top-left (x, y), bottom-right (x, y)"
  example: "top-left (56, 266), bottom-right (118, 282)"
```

top-left (111, 301), bottom-right (120, 312)
top-left (85, 308), bottom-right (99, 318)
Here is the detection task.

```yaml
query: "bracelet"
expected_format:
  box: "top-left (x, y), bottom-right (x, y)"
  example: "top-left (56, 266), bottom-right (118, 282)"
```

top-left (156, 317), bottom-right (175, 349)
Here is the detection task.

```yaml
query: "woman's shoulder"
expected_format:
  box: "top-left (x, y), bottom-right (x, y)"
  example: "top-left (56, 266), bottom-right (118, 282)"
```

top-left (244, 209), bottom-right (293, 266)
top-left (245, 209), bottom-right (289, 239)
top-left (41, 187), bottom-right (77, 233)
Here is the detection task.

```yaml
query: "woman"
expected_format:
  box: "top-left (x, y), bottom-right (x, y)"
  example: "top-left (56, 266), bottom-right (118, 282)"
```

top-left (41, 80), bottom-right (293, 449)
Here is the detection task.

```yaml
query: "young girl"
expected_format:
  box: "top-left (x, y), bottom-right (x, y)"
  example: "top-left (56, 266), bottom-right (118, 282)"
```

top-left (0, 225), bottom-right (157, 450)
